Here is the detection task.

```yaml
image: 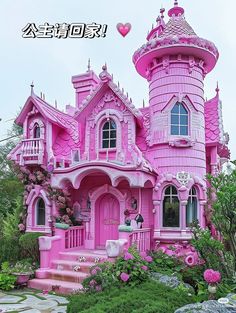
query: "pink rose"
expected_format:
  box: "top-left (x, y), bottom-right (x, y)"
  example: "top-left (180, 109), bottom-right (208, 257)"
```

top-left (95, 285), bottom-right (102, 292)
top-left (204, 269), bottom-right (221, 284)
top-left (124, 252), bottom-right (134, 261)
top-left (145, 256), bottom-right (153, 263)
top-left (141, 265), bottom-right (148, 271)
top-left (120, 272), bottom-right (130, 282)
top-left (89, 279), bottom-right (96, 286)
top-left (18, 223), bottom-right (25, 232)
top-left (140, 251), bottom-right (147, 258)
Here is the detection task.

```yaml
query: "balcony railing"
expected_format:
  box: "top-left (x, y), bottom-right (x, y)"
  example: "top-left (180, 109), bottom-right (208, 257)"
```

top-left (129, 228), bottom-right (151, 253)
top-left (20, 138), bottom-right (44, 165)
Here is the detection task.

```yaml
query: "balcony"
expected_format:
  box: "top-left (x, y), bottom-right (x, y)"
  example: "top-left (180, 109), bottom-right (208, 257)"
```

top-left (20, 138), bottom-right (44, 165)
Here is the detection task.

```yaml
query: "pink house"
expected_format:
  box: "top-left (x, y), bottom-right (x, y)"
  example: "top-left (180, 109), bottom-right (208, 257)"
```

top-left (8, 1), bottom-right (230, 293)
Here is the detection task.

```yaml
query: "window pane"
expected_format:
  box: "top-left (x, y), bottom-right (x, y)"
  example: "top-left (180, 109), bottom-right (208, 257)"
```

top-left (110, 121), bottom-right (116, 129)
top-left (163, 196), bottom-right (180, 227)
top-left (165, 186), bottom-right (171, 195)
top-left (103, 122), bottom-right (110, 130)
top-left (171, 104), bottom-right (179, 114)
top-left (171, 114), bottom-right (179, 125)
top-left (110, 139), bottom-right (116, 148)
top-left (180, 126), bottom-right (188, 135)
top-left (171, 126), bottom-right (179, 135)
top-left (102, 140), bottom-right (109, 148)
top-left (186, 197), bottom-right (197, 227)
top-left (37, 199), bottom-right (45, 225)
top-left (110, 130), bottom-right (116, 138)
top-left (180, 104), bottom-right (188, 114)
top-left (103, 130), bottom-right (109, 139)
top-left (180, 115), bottom-right (188, 125)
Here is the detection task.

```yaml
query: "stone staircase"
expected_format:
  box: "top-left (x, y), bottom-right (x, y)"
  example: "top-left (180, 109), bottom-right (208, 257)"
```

top-left (28, 250), bottom-right (108, 294)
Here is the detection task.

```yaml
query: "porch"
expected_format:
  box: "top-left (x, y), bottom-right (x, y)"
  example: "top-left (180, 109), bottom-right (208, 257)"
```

top-left (30, 226), bottom-right (151, 293)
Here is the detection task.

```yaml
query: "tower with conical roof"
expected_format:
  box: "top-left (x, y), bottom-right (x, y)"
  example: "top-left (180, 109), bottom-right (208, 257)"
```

top-left (133, 1), bottom-right (219, 241)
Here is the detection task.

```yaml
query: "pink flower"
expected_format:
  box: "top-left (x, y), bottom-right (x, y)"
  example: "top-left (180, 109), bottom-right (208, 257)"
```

top-left (91, 268), bottom-right (97, 275)
top-left (124, 252), bottom-right (134, 261)
top-left (95, 285), bottom-right (102, 292)
top-left (43, 290), bottom-right (49, 295)
top-left (185, 254), bottom-right (196, 267)
top-left (29, 174), bottom-right (36, 182)
top-left (141, 265), bottom-right (148, 271)
top-left (145, 256), bottom-right (153, 263)
top-left (120, 272), bottom-right (130, 282)
top-left (140, 251), bottom-right (147, 258)
top-left (204, 269), bottom-right (221, 284)
top-left (89, 279), bottom-right (96, 286)
top-left (18, 223), bottom-right (25, 232)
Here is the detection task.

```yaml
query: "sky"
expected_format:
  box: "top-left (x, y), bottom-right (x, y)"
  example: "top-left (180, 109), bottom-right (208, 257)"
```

top-left (0, 0), bottom-right (235, 159)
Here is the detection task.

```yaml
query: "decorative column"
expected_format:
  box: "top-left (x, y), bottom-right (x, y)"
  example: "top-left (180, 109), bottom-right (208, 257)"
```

top-left (180, 200), bottom-right (188, 236)
top-left (153, 200), bottom-right (161, 238)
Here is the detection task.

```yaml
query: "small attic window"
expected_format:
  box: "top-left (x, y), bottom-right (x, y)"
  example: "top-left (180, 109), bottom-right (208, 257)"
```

top-left (33, 123), bottom-right (41, 139)
top-left (102, 120), bottom-right (116, 149)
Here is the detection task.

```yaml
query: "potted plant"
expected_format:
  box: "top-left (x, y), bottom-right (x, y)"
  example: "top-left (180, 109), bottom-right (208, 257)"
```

top-left (2, 260), bottom-right (35, 286)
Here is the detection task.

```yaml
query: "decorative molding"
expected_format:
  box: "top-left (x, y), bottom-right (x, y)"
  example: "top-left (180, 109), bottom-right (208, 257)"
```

top-left (176, 172), bottom-right (191, 186)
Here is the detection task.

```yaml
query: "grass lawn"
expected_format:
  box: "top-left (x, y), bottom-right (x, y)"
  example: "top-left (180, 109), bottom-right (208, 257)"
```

top-left (67, 280), bottom-right (196, 313)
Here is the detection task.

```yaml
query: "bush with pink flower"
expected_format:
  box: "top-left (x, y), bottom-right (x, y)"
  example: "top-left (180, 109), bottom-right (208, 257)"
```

top-left (203, 269), bottom-right (221, 285)
top-left (82, 246), bottom-right (154, 292)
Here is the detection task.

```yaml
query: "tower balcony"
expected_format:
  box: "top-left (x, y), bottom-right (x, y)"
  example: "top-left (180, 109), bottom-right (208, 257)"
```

top-left (19, 138), bottom-right (44, 166)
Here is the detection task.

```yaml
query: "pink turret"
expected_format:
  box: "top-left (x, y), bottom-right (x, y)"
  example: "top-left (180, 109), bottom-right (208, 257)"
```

top-left (134, 1), bottom-right (219, 241)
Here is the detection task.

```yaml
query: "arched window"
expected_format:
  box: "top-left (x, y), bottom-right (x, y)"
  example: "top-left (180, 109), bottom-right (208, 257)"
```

top-left (186, 187), bottom-right (198, 227)
top-left (33, 123), bottom-right (41, 139)
top-left (102, 120), bottom-right (116, 149)
top-left (36, 198), bottom-right (45, 226)
top-left (163, 186), bottom-right (180, 227)
top-left (171, 102), bottom-right (188, 136)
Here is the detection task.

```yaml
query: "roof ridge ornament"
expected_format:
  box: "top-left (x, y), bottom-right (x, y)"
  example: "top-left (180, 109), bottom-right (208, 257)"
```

top-left (168, 0), bottom-right (184, 17)
top-left (99, 63), bottom-right (112, 82)
top-left (30, 81), bottom-right (35, 96)
top-left (216, 81), bottom-right (220, 95)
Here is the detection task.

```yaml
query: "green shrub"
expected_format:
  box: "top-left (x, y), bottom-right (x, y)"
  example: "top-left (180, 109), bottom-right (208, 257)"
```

top-left (19, 232), bottom-right (42, 263)
top-left (82, 246), bottom-right (151, 291)
top-left (0, 237), bottom-right (21, 264)
top-left (149, 250), bottom-right (184, 276)
top-left (67, 280), bottom-right (195, 313)
top-left (0, 273), bottom-right (16, 291)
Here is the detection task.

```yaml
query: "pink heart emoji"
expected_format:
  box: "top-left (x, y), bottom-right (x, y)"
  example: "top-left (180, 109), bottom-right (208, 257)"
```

top-left (116, 23), bottom-right (131, 37)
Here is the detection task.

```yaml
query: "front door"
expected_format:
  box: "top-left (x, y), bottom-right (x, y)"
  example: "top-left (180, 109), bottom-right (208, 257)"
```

top-left (96, 193), bottom-right (120, 248)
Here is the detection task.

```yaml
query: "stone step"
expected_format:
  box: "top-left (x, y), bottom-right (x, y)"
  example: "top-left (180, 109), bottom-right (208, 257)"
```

top-left (28, 278), bottom-right (83, 294)
top-left (52, 259), bottom-right (96, 273)
top-left (59, 250), bottom-right (108, 263)
top-left (46, 269), bottom-right (88, 283)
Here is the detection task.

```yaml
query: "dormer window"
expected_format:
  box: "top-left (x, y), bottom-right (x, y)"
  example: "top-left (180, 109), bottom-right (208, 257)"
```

top-left (33, 123), bottom-right (41, 138)
top-left (171, 102), bottom-right (188, 136)
top-left (102, 120), bottom-right (116, 149)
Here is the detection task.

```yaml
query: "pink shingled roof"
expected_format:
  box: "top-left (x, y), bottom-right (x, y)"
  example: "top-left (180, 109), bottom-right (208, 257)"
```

top-left (205, 95), bottom-right (221, 144)
top-left (159, 15), bottom-right (197, 38)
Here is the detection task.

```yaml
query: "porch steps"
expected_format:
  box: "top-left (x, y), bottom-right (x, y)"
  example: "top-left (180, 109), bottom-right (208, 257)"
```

top-left (28, 278), bottom-right (83, 294)
top-left (28, 249), bottom-right (108, 294)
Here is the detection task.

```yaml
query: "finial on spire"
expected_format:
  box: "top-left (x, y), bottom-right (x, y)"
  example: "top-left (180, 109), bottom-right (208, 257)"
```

top-left (143, 99), bottom-right (145, 108)
top-left (87, 58), bottom-right (91, 72)
top-left (99, 63), bottom-right (112, 82)
top-left (30, 81), bottom-right (34, 96)
top-left (174, 0), bottom-right (178, 6)
top-left (160, 7), bottom-right (165, 19)
top-left (216, 81), bottom-right (220, 95)
top-left (102, 63), bottom-right (107, 71)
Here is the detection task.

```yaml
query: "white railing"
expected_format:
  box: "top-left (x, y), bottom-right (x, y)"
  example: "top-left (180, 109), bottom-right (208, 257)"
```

top-left (20, 139), bottom-right (44, 165)
top-left (129, 228), bottom-right (151, 253)
top-left (65, 226), bottom-right (85, 249)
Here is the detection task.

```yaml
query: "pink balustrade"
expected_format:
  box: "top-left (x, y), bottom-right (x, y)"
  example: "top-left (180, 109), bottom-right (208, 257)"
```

top-left (20, 138), bottom-right (44, 165)
top-left (38, 226), bottom-right (85, 274)
top-left (129, 228), bottom-right (151, 253)
top-left (65, 226), bottom-right (85, 249)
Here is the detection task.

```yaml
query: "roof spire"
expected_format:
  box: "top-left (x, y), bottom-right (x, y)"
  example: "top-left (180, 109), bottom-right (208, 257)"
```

top-left (168, 0), bottom-right (184, 17)
top-left (216, 81), bottom-right (220, 95)
top-left (87, 58), bottom-right (91, 72)
top-left (99, 63), bottom-right (112, 82)
top-left (160, 7), bottom-right (165, 19)
top-left (30, 81), bottom-right (34, 96)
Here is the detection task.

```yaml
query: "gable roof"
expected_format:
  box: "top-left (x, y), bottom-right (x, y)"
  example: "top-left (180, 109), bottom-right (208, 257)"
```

top-left (74, 69), bottom-right (142, 121)
top-left (205, 94), bottom-right (223, 144)
top-left (15, 94), bottom-right (79, 144)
